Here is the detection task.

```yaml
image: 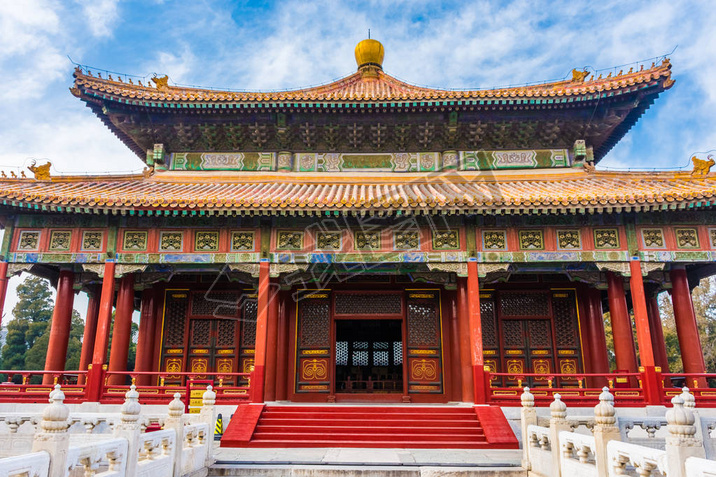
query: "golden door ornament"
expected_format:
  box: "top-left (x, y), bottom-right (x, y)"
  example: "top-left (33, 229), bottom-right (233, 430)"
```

top-left (410, 359), bottom-right (437, 381)
top-left (302, 359), bottom-right (328, 380)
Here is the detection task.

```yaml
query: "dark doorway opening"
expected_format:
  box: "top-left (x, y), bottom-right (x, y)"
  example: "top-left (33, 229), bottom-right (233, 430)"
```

top-left (335, 320), bottom-right (403, 393)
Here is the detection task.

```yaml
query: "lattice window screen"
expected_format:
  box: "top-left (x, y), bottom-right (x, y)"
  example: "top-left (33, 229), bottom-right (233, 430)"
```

top-left (241, 300), bottom-right (257, 347)
top-left (407, 303), bottom-right (439, 347)
top-left (335, 293), bottom-right (402, 315)
top-left (299, 301), bottom-right (330, 348)
top-left (500, 293), bottom-right (549, 316)
top-left (163, 293), bottom-right (188, 347)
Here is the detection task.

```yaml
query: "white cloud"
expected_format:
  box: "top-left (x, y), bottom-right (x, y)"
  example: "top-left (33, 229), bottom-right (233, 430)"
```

top-left (75, 0), bottom-right (120, 38)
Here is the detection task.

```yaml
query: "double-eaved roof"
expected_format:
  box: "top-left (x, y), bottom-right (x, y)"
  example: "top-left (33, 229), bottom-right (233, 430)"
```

top-left (0, 168), bottom-right (713, 216)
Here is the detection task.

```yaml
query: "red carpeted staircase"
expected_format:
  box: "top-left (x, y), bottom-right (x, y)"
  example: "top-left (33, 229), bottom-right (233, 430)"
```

top-left (221, 404), bottom-right (517, 449)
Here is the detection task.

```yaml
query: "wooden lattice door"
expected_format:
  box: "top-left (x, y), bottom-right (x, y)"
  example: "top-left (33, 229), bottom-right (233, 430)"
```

top-left (405, 292), bottom-right (443, 394)
top-left (498, 291), bottom-right (555, 387)
top-left (295, 294), bottom-right (332, 394)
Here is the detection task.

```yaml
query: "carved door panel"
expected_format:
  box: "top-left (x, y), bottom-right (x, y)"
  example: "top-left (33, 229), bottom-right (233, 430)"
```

top-left (406, 293), bottom-right (443, 394)
top-left (295, 295), bottom-right (331, 394)
top-left (500, 318), bottom-right (555, 387)
top-left (160, 290), bottom-right (190, 386)
top-left (551, 290), bottom-right (584, 386)
top-left (480, 292), bottom-right (500, 385)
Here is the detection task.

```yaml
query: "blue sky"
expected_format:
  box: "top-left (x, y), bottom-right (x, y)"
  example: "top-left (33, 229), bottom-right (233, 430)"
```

top-left (0, 0), bottom-right (714, 320)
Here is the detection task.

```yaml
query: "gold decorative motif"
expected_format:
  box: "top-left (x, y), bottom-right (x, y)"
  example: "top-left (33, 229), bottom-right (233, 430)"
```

top-left (410, 359), bottom-right (437, 380)
top-left (27, 160), bottom-right (51, 180)
top-left (477, 263), bottom-right (511, 277)
top-left (17, 231), bottom-right (40, 251)
top-left (427, 263), bottom-right (468, 276)
top-left (710, 229), bottom-right (716, 248)
top-left (159, 232), bottom-right (183, 251)
top-left (432, 230), bottom-right (459, 249)
top-left (596, 262), bottom-right (631, 276)
top-left (276, 231), bottom-right (303, 250)
top-left (302, 359), bottom-right (328, 380)
top-left (195, 231), bottom-right (219, 251)
top-left (560, 359), bottom-right (577, 375)
top-left (316, 232), bottom-right (341, 250)
top-left (483, 230), bottom-right (507, 250)
top-left (533, 359), bottom-right (551, 375)
top-left (242, 358), bottom-right (255, 373)
top-left (642, 228), bottom-right (665, 248)
top-left (691, 155), bottom-right (714, 177)
top-left (594, 228), bottom-right (619, 248)
top-left (675, 228), bottom-right (699, 248)
top-left (217, 358), bottom-right (233, 374)
top-left (49, 231), bottom-right (71, 251)
top-left (191, 358), bottom-right (208, 374)
top-left (519, 230), bottom-right (543, 250)
top-left (231, 231), bottom-right (254, 251)
top-left (506, 359), bottom-right (524, 375)
top-left (394, 231), bottom-right (420, 250)
top-left (557, 230), bottom-right (581, 249)
top-left (123, 231), bottom-right (147, 251)
top-left (81, 231), bottom-right (103, 251)
top-left (355, 231), bottom-right (380, 250)
top-left (166, 358), bottom-right (182, 378)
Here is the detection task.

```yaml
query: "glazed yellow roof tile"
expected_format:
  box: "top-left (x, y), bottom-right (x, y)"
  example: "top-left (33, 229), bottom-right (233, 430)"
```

top-left (0, 168), bottom-right (714, 215)
top-left (72, 59), bottom-right (673, 103)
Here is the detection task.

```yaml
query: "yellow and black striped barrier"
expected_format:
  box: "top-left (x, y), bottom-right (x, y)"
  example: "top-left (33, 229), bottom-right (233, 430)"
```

top-left (214, 413), bottom-right (223, 439)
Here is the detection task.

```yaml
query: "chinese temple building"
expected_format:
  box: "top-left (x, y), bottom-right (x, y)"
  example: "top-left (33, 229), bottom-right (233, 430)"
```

top-left (0, 38), bottom-right (714, 447)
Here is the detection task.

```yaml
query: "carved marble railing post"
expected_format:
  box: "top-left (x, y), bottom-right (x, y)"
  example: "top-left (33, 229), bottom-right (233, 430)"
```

top-left (113, 384), bottom-right (142, 477)
top-left (681, 386), bottom-right (704, 443)
top-left (199, 385), bottom-right (216, 466)
top-left (31, 384), bottom-right (70, 477)
top-left (164, 393), bottom-right (185, 477)
top-left (520, 387), bottom-right (536, 471)
top-left (592, 386), bottom-right (620, 477)
top-left (666, 395), bottom-right (705, 477)
top-left (549, 393), bottom-right (569, 477)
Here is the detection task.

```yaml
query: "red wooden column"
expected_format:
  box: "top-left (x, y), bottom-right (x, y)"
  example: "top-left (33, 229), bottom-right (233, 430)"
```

top-left (251, 260), bottom-right (270, 403)
top-left (151, 286), bottom-right (165, 375)
top-left (606, 272), bottom-right (638, 372)
top-left (0, 261), bottom-right (9, 330)
top-left (467, 261), bottom-right (486, 404)
top-left (456, 277), bottom-right (474, 403)
top-left (586, 288), bottom-right (610, 374)
top-left (78, 286), bottom-right (101, 383)
top-left (275, 291), bottom-right (289, 401)
top-left (447, 289), bottom-right (463, 401)
top-left (264, 279), bottom-right (279, 401)
top-left (647, 293), bottom-right (670, 372)
top-left (87, 261), bottom-right (116, 401)
top-left (670, 268), bottom-right (706, 375)
top-left (134, 288), bottom-right (157, 386)
top-left (43, 270), bottom-right (75, 384)
top-left (628, 259), bottom-right (660, 404)
top-left (107, 273), bottom-right (136, 385)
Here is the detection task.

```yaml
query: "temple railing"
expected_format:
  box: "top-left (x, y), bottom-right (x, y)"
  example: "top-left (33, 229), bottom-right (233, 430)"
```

top-left (0, 370), bottom-right (251, 405)
top-left (485, 371), bottom-right (646, 406)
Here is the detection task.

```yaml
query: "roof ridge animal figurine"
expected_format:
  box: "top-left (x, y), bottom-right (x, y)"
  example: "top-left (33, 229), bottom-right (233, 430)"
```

top-left (691, 155), bottom-right (715, 177)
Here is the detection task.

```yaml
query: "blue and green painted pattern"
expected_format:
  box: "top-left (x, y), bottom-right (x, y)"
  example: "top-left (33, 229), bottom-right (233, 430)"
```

top-left (460, 149), bottom-right (569, 170)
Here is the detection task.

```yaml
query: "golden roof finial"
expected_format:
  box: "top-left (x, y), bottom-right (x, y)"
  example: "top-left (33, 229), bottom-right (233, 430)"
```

top-left (355, 38), bottom-right (384, 77)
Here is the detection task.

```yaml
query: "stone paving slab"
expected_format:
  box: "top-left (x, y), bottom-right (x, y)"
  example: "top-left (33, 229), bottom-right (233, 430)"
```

top-left (213, 447), bottom-right (522, 467)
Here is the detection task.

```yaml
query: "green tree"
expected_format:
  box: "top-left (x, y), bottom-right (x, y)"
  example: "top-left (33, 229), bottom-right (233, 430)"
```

top-left (0, 276), bottom-right (83, 373)
top-left (106, 312), bottom-right (139, 372)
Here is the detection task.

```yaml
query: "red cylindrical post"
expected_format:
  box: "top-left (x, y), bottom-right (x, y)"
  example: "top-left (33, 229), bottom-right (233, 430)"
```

top-left (151, 287), bottom-right (165, 376)
top-left (251, 261), bottom-right (270, 403)
top-left (107, 273), bottom-right (135, 385)
top-left (78, 286), bottom-right (101, 384)
top-left (647, 294), bottom-right (670, 372)
top-left (629, 260), bottom-right (655, 368)
top-left (456, 277), bottom-right (474, 403)
top-left (275, 291), bottom-right (289, 401)
top-left (87, 261), bottom-right (116, 401)
top-left (466, 261), bottom-right (485, 404)
top-left (43, 270), bottom-right (76, 384)
top-left (134, 288), bottom-right (156, 385)
top-left (586, 288), bottom-right (610, 374)
top-left (670, 268), bottom-right (706, 374)
top-left (263, 279), bottom-right (279, 401)
top-left (606, 272), bottom-right (638, 372)
top-left (0, 261), bottom-right (9, 330)
top-left (447, 290), bottom-right (463, 401)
